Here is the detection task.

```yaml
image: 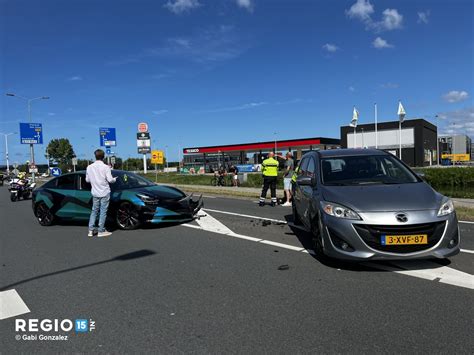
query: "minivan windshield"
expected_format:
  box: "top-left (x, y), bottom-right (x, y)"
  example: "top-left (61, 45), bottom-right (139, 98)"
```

top-left (112, 171), bottom-right (155, 190)
top-left (321, 155), bottom-right (420, 186)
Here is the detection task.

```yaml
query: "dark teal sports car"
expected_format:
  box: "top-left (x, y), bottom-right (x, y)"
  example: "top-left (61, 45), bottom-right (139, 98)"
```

top-left (32, 170), bottom-right (203, 229)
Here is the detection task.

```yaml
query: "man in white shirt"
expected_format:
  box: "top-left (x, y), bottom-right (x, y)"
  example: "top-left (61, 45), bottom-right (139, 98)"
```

top-left (86, 149), bottom-right (116, 237)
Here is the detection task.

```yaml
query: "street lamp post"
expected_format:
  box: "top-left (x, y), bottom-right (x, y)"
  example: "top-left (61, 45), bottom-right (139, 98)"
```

top-left (165, 145), bottom-right (169, 169)
top-left (6, 93), bottom-right (50, 182)
top-left (273, 132), bottom-right (277, 153)
top-left (0, 132), bottom-right (15, 175)
top-left (435, 115), bottom-right (440, 166)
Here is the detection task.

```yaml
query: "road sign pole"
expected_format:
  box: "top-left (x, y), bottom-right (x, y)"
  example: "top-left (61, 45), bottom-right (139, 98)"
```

top-left (28, 101), bottom-right (36, 183)
top-left (155, 163), bottom-right (157, 182)
top-left (143, 154), bottom-right (147, 174)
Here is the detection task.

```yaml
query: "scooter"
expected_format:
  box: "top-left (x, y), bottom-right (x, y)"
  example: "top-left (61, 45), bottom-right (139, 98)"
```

top-left (9, 178), bottom-right (36, 202)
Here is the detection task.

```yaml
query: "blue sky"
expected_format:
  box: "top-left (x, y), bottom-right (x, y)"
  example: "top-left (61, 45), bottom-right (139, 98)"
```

top-left (1, 0), bottom-right (473, 164)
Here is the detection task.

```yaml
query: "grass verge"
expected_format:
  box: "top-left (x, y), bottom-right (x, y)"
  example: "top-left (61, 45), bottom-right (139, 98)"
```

top-left (455, 206), bottom-right (474, 222)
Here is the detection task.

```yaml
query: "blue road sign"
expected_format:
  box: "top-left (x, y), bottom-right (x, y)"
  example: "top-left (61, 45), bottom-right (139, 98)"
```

top-left (99, 127), bottom-right (116, 147)
top-left (20, 123), bottom-right (43, 144)
top-left (50, 167), bottom-right (62, 177)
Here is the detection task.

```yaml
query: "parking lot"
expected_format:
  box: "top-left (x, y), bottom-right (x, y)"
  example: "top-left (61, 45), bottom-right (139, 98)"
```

top-left (1, 186), bottom-right (473, 353)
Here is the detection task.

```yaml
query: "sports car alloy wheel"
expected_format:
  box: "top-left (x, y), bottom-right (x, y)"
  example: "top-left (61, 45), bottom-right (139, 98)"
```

top-left (35, 202), bottom-right (54, 226)
top-left (116, 202), bottom-right (142, 230)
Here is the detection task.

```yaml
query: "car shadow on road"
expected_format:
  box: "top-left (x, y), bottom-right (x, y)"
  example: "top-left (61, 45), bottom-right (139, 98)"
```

top-left (282, 214), bottom-right (452, 272)
top-left (0, 249), bottom-right (157, 291)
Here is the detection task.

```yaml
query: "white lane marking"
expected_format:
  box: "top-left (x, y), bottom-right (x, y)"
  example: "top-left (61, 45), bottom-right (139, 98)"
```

top-left (459, 221), bottom-right (474, 224)
top-left (203, 208), bottom-right (287, 224)
top-left (202, 195), bottom-right (217, 199)
top-left (195, 212), bottom-right (235, 235)
top-left (185, 212), bottom-right (474, 290)
top-left (259, 240), bottom-right (306, 252)
top-left (366, 260), bottom-right (474, 290)
top-left (0, 289), bottom-right (30, 320)
top-left (461, 249), bottom-right (474, 254)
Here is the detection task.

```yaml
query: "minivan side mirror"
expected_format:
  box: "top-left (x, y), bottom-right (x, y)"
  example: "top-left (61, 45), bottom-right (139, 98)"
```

top-left (296, 175), bottom-right (315, 186)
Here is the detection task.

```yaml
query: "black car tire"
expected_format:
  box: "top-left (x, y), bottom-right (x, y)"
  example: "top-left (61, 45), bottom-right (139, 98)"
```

top-left (116, 201), bottom-right (142, 230)
top-left (312, 215), bottom-right (326, 257)
top-left (292, 202), bottom-right (302, 225)
top-left (35, 202), bottom-right (55, 226)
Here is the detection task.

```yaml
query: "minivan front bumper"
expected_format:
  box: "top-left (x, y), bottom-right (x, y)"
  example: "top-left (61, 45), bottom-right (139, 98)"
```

top-left (320, 209), bottom-right (460, 261)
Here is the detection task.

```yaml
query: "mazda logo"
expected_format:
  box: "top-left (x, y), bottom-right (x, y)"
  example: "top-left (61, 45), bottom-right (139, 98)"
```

top-left (395, 213), bottom-right (408, 223)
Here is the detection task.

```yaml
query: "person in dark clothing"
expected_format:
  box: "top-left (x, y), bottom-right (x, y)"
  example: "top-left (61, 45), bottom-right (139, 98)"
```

top-left (259, 152), bottom-right (279, 207)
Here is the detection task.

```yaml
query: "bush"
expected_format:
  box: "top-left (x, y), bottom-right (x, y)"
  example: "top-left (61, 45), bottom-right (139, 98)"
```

top-left (414, 167), bottom-right (474, 199)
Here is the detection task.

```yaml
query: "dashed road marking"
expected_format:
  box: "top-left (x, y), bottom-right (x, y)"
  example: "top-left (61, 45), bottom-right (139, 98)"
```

top-left (203, 208), bottom-right (287, 224)
top-left (0, 289), bottom-right (30, 320)
top-left (364, 261), bottom-right (474, 290)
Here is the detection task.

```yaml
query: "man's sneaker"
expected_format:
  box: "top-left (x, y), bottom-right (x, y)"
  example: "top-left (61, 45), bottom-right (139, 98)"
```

top-left (270, 201), bottom-right (276, 207)
top-left (259, 201), bottom-right (265, 207)
top-left (88, 230), bottom-right (94, 237)
top-left (97, 231), bottom-right (112, 238)
top-left (282, 202), bottom-right (292, 207)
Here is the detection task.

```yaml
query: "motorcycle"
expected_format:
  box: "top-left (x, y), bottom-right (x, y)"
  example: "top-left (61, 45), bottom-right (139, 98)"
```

top-left (9, 178), bottom-right (36, 202)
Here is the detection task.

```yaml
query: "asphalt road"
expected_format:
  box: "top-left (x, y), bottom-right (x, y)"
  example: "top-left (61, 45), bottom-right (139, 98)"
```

top-left (1, 187), bottom-right (473, 353)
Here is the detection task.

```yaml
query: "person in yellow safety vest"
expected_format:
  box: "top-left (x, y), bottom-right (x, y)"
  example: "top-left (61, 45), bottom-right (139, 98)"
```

top-left (259, 152), bottom-right (279, 207)
top-left (291, 166), bottom-right (299, 183)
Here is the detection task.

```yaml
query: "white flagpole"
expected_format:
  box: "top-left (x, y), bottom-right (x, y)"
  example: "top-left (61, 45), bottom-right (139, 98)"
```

top-left (375, 103), bottom-right (378, 149)
top-left (354, 127), bottom-right (356, 148)
top-left (399, 120), bottom-right (402, 159)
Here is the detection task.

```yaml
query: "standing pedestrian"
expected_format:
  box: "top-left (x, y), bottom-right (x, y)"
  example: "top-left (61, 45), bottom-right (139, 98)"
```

top-left (281, 152), bottom-right (294, 206)
top-left (86, 149), bottom-right (117, 237)
top-left (229, 165), bottom-right (239, 187)
top-left (259, 152), bottom-right (279, 207)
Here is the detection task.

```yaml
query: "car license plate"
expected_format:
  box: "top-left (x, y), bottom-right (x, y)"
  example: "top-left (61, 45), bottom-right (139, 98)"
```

top-left (381, 234), bottom-right (428, 245)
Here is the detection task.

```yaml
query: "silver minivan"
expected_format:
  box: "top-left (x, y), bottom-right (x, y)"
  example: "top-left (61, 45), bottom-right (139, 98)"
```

top-left (292, 149), bottom-right (460, 260)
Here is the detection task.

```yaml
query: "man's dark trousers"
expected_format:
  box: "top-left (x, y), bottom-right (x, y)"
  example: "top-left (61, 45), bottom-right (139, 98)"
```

top-left (260, 176), bottom-right (277, 202)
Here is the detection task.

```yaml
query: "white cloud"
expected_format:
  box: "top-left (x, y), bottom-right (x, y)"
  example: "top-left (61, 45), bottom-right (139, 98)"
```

top-left (380, 82), bottom-right (399, 89)
top-left (372, 37), bottom-right (393, 49)
top-left (442, 90), bottom-right (469, 103)
top-left (209, 101), bottom-right (268, 112)
top-left (67, 76), bottom-right (83, 81)
top-left (48, 112), bottom-right (56, 116)
top-left (346, 0), bottom-right (374, 22)
top-left (437, 107), bottom-right (474, 136)
top-left (164, 0), bottom-right (200, 14)
top-left (417, 10), bottom-right (430, 24)
top-left (152, 110), bottom-right (168, 115)
top-left (151, 73), bottom-right (169, 80)
top-left (346, 1), bottom-right (403, 32)
top-left (108, 25), bottom-right (250, 66)
top-left (322, 43), bottom-right (339, 53)
top-left (379, 9), bottom-right (403, 31)
top-left (236, 0), bottom-right (253, 12)
top-left (349, 86), bottom-right (355, 92)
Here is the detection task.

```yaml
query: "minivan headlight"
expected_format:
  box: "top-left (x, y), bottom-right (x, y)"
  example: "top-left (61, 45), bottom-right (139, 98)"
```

top-left (320, 201), bottom-right (361, 220)
top-left (438, 199), bottom-right (454, 216)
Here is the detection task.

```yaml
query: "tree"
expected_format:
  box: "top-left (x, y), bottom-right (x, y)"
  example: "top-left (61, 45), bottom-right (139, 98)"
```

top-left (46, 138), bottom-right (75, 171)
